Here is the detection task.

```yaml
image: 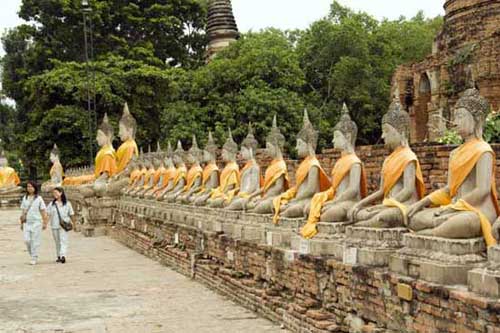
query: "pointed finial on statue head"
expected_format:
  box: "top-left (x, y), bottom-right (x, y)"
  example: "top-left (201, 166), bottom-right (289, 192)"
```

top-left (223, 128), bottom-right (238, 154)
top-left (192, 134), bottom-right (199, 149)
top-left (298, 108), bottom-right (318, 151)
top-left (166, 141), bottom-right (173, 158)
top-left (303, 108), bottom-right (310, 125)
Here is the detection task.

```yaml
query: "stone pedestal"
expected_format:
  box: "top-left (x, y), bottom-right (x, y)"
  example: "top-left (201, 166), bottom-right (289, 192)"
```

top-left (468, 246), bottom-right (500, 297)
top-left (290, 222), bottom-right (351, 260)
top-left (390, 234), bottom-right (487, 285)
top-left (0, 193), bottom-right (23, 209)
top-left (344, 227), bottom-right (408, 266)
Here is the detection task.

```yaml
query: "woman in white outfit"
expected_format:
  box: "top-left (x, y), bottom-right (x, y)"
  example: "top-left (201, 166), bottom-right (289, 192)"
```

top-left (47, 187), bottom-right (75, 264)
top-left (20, 181), bottom-right (48, 265)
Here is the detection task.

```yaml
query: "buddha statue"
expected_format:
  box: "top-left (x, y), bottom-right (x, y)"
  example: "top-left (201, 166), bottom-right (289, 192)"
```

top-left (0, 150), bottom-right (22, 195)
top-left (137, 144), bottom-right (164, 198)
top-left (349, 97), bottom-right (425, 228)
top-left (131, 151), bottom-right (154, 197)
top-left (123, 149), bottom-right (146, 195)
top-left (42, 144), bottom-right (64, 192)
top-left (301, 104), bottom-right (368, 239)
top-left (272, 110), bottom-right (330, 223)
top-left (247, 116), bottom-right (289, 214)
top-left (152, 142), bottom-right (178, 199)
top-left (192, 132), bottom-right (220, 206)
top-left (226, 124), bottom-right (262, 211)
top-left (78, 113), bottom-right (118, 197)
top-left (176, 135), bottom-right (204, 204)
top-left (206, 129), bottom-right (240, 208)
top-left (102, 103), bottom-right (139, 196)
top-left (158, 141), bottom-right (187, 202)
top-left (143, 143), bottom-right (167, 198)
top-left (407, 88), bottom-right (499, 247)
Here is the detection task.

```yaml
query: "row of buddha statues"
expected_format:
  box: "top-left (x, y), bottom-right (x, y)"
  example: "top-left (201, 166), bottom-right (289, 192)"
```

top-left (58, 88), bottom-right (499, 245)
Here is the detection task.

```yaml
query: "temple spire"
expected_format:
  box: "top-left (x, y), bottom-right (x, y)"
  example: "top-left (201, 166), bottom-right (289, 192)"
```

top-left (206, 0), bottom-right (239, 61)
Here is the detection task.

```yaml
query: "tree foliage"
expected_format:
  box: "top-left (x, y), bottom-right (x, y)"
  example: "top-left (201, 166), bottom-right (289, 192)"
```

top-left (1, 0), bottom-right (444, 178)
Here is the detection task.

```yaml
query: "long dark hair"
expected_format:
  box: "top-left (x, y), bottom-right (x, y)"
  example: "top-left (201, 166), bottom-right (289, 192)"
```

top-left (52, 186), bottom-right (67, 206)
top-left (25, 181), bottom-right (39, 199)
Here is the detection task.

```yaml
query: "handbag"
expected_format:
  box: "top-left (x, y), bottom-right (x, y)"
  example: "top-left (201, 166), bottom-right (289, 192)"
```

top-left (55, 203), bottom-right (73, 232)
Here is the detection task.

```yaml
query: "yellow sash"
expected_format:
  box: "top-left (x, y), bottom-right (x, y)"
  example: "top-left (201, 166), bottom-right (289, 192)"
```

top-left (173, 165), bottom-right (188, 187)
top-left (94, 144), bottom-right (117, 178)
top-left (263, 159), bottom-right (289, 195)
top-left (159, 166), bottom-right (177, 188)
top-left (184, 164), bottom-right (203, 191)
top-left (301, 153), bottom-right (367, 239)
top-left (273, 156), bottom-right (330, 224)
top-left (225, 160), bottom-right (260, 203)
top-left (116, 139), bottom-right (138, 173)
top-left (128, 168), bottom-right (141, 185)
top-left (210, 161), bottom-right (240, 199)
top-left (380, 146), bottom-right (425, 224)
top-left (428, 139), bottom-right (499, 247)
top-left (0, 167), bottom-right (20, 187)
top-left (143, 168), bottom-right (156, 189)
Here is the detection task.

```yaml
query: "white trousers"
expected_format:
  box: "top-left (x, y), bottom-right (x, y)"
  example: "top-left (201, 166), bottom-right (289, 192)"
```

top-left (23, 223), bottom-right (42, 260)
top-left (51, 228), bottom-right (68, 257)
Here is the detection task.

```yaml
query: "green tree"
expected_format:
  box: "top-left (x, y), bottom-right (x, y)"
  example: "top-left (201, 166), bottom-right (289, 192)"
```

top-left (160, 30), bottom-right (306, 154)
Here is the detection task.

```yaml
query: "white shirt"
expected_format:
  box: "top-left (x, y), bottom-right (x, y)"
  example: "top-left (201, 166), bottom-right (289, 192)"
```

top-left (47, 201), bottom-right (74, 229)
top-left (20, 196), bottom-right (47, 225)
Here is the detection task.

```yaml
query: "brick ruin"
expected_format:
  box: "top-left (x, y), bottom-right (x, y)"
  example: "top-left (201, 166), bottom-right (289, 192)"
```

top-left (391, 0), bottom-right (500, 143)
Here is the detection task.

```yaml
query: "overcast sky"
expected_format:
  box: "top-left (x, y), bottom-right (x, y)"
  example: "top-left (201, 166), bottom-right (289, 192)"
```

top-left (0, 0), bottom-right (445, 55)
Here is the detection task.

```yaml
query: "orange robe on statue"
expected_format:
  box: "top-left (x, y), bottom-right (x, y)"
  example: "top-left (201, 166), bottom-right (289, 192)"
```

top-left (273, 156), bottom-right (330, 224)
top-left (380, 146), bottom-right (426, 225)
top-left (200, 163), bottom-right (220, 192)
top-left (262, 159), bottom-right (289, 196)
top-left (184, 164), bottom-right (203, 192)
top-left (116, 139), bottom-right (138, 174)
top-left (210, 162), bottom-right (240, 200)
top-left (301, 153), bottom-right (367, 239)
top-left (94, 144), bottom-right (117, 178)
top-left (428, 139), bottom-right (499, 247)
top-left (0, 167), bottom-right (21, 188)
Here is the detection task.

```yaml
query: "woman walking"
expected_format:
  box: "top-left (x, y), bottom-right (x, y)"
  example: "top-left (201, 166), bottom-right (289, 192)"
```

top-left (20, 181), bottom-right (48, 265)
top-left (47, 187), bottom-right (75, 264)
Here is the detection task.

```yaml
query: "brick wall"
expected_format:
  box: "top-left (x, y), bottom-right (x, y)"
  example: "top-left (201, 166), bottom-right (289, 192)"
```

top-left (109, 212), bottom-right (500, 333)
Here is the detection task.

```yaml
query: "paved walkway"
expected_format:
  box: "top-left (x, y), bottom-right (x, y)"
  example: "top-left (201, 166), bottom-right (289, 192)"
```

top-left (0, 209), bottom-right (285, 333)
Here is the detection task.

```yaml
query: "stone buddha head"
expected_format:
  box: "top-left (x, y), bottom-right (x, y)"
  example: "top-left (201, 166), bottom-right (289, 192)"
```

top-left (333, 103), bottom-right (357, 153)
top-left (96, 113), bottom-right (114, 147)
top-left (203, 131), bottom-right (218, 163)
top-left (50, 144), bottom-right (60, 164)
top-left (187, 135), bottom-right (202, 165)
top-left (381, 97), bottom-right (410, 150)
top-left (297, 109), bottom-right (318, 158)
top-left (173, 141), bottom-right (186, 166)
top-left (119, 103), bottom-right (137, 142)
top-left (453, 88), bottom-right (490, 140)
top-left (222, 129), bottom-right (238, 163)
top-left (266, 115), bottom-right (285, 159)
top-left (240, 124), bottom-right (258, 161)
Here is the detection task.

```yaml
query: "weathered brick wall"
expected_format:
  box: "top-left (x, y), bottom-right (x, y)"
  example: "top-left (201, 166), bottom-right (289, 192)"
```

top-left (109, 212), bottom-right (500, 333)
